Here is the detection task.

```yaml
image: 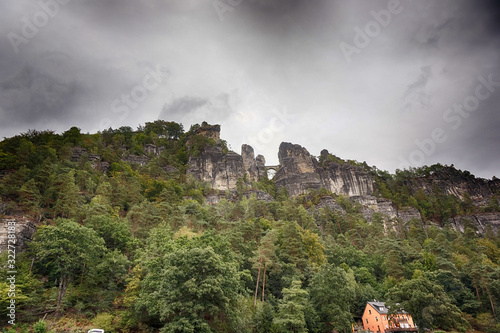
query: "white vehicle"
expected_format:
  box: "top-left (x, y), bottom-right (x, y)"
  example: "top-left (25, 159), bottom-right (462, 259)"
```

top-left (88, 330), bottom-right (104, 333)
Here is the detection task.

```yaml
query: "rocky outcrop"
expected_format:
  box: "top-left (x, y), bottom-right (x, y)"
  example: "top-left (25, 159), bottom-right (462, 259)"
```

top-left (350, 195), bottom-right (421, 223)
top-left (72, 144), bottom-right (166, 170)
top-left (244, 190), bottom-right (275, 202)
top-left (315, 196), bottom-right (346, 213)
top-left (144, 144), bottom-right (164, 156)
top-left (205, 190), bottom-right (274, 205)
top-left (410, 167), bottom-right (500, 206)
top-left (187, 146), bottom-right (245, 190)
top-left (196, 124), bottom-right (221, 142)
top-left (71, 147), bottom-right (109, 172)
top-left (274, 143), bottom-right (374, 197)
top-left (274, 142), bottom-right (323, 196)
top-left (0, 217), bottom-right (36, 254)
top-left (448, 213), bottom-right (500, 234)
top-left (242, 144), bottom-right (259, 182)
top-left (187, 125), bottom-right (266, 190)
top-left (256, 155), bottom-right (266, 179)
top-left (122, 154), bottom-right (150, 166)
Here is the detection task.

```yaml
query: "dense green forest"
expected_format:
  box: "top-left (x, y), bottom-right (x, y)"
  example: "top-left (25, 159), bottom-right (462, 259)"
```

top-left (1, 121), bottom-right (499, 333)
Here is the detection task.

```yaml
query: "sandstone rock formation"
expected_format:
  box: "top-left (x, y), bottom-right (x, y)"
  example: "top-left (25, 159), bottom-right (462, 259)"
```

top-left (256, 155), bottom-right (266, 179)
top-left (242, 144), bottom-right (259, 182)
top-left (0, 217), bottom-right (36, 254)
top-left (274, 143), bottom-right (374, 197)
top-left (187, 146), bottom-right (245, 190)
top-left (71, 147), bottom-right (109, 172)
top-left (186, 125), bottom-right (266, 190)
top-left (448, 213), bottom-right (500, 234)
top-left (143, 143), bottom-right (165, 156)
top-left (350, 195), bottom-right (421, 224)
top-left (409, 166), bottom-right (500, 206)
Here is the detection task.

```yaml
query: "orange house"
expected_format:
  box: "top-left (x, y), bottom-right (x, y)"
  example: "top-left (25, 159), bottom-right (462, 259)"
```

top-left (362, 301), bottom-right (417, 333)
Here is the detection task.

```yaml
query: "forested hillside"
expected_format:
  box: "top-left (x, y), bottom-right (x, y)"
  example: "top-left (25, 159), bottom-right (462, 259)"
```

top-left (1, 121), bottom-right (499, 333)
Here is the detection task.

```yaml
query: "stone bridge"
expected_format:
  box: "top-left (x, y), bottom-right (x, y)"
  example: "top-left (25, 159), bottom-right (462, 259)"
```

top-left (265, 165), bottom-right (280, 172)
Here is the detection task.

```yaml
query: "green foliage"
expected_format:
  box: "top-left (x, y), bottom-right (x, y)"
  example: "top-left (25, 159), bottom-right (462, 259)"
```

top-left (309, 264), bottom-right (355, 333)
top-left (1, 122), bottom-right (499, 331)
top-left (92, 313), bottom-right (115, 333)
top-left (386, 272), bottom-right (468, 332)
top-left (33, 320), bottom-right (47, 333)
top-left (137, 231), bottom-right (244, 332)
top-left (30, 219), bottom-right (109, 312)
top-left (273, 279), bottom-right (309, 333)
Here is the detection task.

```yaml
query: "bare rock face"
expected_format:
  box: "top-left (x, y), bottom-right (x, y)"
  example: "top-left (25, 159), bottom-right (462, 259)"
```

top-left (187, 125), bottom-right (266, 190)
top-left (187, 144), bottom-right (266, 190)
top-left (315, 196), bottom-right (346, 213)
top-left (274, 142), bottom-right (322, 196)
top-left (143, 144), bottom-right (165, 156)
top-left (122, 154), bottom-right (150, 166)
top-left (0, 217), bottom-right (36, 254)
top-left (244, 190), bottom-right (275, 202)
top-left (197, 124), bottom-right (221, 142)
top-left (256, 155), bottom-right (266, 179)
top-left (71, 147), bottom-right (109, 172)
top-left (448, 213), bottom-right (500, 234)
top-left (410, 167), bottom-right (500, 206)
top-left (242, 144), bottom-right (259, 182)
top-left (351, 195), bottom-right (421, 223)
top-left (274, 143), bottom-right (374, 197)
top-left (187, 146), bottom-right (246, 191)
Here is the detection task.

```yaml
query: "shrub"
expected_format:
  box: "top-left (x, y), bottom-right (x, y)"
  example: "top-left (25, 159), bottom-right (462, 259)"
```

top-left (92, 313), bottom-right (115, 333)
top-left (33, 320), bottom-right (47, 333)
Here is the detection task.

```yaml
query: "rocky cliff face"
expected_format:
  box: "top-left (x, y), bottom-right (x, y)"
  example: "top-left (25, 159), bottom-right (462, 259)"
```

top-left (448, 213), bottom-right (500, 234)
top-left (242, 144), bottom-right (259, 182)
top-left (316, 195), bottom-right (423, 233)
top-left (72, 143), bottom-right (167, 171)
top-left (187, 144), bottom-right (269, 191)
top-left (186, 125), bottom-right (267, 190)
top-left (274, 143), bottom-right (374, 197)
top-left (350, 195), bottom-right (422, 224)
top-left (187, 146), bottom-right (243, 190)
top-left (410, 167), bottom-right (500, 206)
top-left (0, 217), bottom-right (36, 254)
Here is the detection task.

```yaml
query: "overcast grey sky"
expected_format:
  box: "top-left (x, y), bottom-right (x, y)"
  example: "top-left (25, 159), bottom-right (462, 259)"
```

top-left (1, 0), bottom-right (499, 178)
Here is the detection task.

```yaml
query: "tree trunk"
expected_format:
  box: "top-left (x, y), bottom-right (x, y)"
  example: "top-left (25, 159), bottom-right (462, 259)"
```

top-left (483, 279), bottom-right (496, 316)
top-left (56, 276), bottom-right (68, 315)
top-left (262, 264), bottom-right (266, 302)
top-left (80, 262), bottom-right (86, 284)
top-left (254, 258), bottom-right (262, 308)
top-left (472, 277), bottom-right (481, 302)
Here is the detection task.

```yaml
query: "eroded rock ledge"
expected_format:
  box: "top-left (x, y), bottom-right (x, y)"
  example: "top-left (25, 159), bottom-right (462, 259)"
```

top-left (274, 143), bottom-right (374, 197)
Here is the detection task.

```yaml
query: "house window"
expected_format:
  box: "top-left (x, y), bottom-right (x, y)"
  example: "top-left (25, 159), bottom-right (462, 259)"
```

top-left (369, 310), bottom-right (372, 314)
top-left (376, 317), bottom-right (379, 322)
top-left (366, 319), bottom-right (369, 324)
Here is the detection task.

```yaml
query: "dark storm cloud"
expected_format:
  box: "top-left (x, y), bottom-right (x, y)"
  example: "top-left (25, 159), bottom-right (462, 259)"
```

top-left (0, 64), bottom-right (79, 127)
top-left (0, 0), bottom-right (499, 177)
top-left (159, 93), bottom-right (235, 126)
top-left (160, 97), bottom-right (209, 118)
top-left (401, 66), bottom-right (432, 114)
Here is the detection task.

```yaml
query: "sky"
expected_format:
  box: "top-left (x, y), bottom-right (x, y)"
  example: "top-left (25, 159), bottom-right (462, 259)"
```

top-left (1, 0), bottom-right (499, 178)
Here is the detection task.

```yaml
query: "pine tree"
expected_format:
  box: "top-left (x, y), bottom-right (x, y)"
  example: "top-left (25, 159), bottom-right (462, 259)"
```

top-left (18, 178), bottom-right (42, 219)
top-left (52, 170), bottom-right (81, 218)
top-left (274, 279), bottom-right (309, 333)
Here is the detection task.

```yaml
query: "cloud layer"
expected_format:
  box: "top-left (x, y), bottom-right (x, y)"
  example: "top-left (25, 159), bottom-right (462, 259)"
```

top-left (1, 0), bottom-right (499, 178)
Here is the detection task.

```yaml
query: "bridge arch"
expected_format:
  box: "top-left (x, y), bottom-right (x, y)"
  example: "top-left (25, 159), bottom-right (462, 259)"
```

top-left (265, 165), bottom-right (280, 179)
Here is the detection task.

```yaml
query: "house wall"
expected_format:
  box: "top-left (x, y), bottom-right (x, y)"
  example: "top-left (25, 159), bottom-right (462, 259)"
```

top-left (362, 304), bottom-right (388, 333)
top-left (387, 313), bottom-right (415, 329)
top-left (361, 304), bottom-right (416, 333)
